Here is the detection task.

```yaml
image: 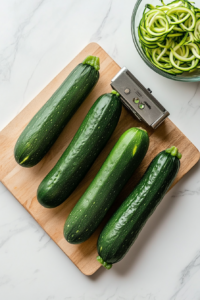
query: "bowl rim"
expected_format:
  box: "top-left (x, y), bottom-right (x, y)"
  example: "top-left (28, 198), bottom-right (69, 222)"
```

top-left (131, 0), bottom-right (200, 82)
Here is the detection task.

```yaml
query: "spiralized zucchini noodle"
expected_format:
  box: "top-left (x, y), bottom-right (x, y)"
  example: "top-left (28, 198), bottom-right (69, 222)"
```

top-left (138, 0), bottom-right (200, 74)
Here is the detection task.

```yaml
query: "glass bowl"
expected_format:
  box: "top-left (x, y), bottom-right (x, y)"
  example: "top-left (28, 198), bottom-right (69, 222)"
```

top-left (131, 0), bottom-right (200, 82)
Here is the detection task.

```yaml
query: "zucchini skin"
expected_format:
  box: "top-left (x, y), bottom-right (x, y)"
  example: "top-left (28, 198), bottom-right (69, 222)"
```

top-left (14, 63), bottom-right (99, 167)
top-left (64, 127), bottom-right (149, 244)
top-left (37, 93), bottom-right (122, 208)
top-left (97, 150), bottom-right (180, 265)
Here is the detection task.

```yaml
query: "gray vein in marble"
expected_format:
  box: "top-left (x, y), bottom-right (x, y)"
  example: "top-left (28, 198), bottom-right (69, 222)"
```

top-left (178, 82), bottom-right (200, 119)
top-left (60, 293), bottom-right (157, 300)
top-left (188, 82), bottom-right (200, 109)
top-left (106, 287), bottom-right (118, 300)
top-left (183, 82), bottom-right (199, 107)
top-left (171, 188), bottom-right (200, 197)
top-left (133, 295), bottom-right (156, 300)
top-left (0, 226), bottom-right (28, 249)
top-left (0, 0), bottom-right (45, 83)
top-left (180, 251), bottom-right (200, 285)
top-left (38, 232), bottom-right (46, 242)
top-left (92, 287), bottom-right (108, 299)
top-left (37, 235), bottom-right (51, 251)
top-left (20, 49), bottom-right (50, 112)
top-left (48, 1), bottom-right (76, 28)
top-left (28, 224), bottom-right (51, 251)
top-left (172, 173), bottom-right (200, 197)
top-left (170, 251), bottom-right (200, 300)
top-left (90, 0), bottom-right (112, 42)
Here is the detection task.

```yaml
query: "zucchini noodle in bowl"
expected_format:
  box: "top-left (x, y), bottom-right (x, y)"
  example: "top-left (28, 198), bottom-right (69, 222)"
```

top-left (131, 0), bottom-right (200, 81)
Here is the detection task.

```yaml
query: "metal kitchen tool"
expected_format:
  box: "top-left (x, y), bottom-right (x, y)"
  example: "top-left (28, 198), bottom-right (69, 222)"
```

top-left (111, 67), bottom-right (169, 129)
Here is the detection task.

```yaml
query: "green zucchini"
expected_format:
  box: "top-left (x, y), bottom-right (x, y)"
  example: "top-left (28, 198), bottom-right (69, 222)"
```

top-left (97, 146), bottom-right (182, 269)
top-left (37, 91), bottom-right (122, 208)
top-left (64, 127), bottom-right (149, 244)
top-left (14, 56), bottom-right (100, 168)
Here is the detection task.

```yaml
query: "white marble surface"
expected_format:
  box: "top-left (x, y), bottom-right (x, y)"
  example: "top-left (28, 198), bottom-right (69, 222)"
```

top-left (0, 0), bottom-right (200, 299)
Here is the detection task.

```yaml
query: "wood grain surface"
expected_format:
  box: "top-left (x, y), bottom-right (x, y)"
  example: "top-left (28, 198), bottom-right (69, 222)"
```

top-left (0, 43), bottom-right (199, 275)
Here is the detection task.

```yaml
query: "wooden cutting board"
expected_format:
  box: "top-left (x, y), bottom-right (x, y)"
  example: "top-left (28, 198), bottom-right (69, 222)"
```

top-left (0, 43), bottom-right (199, 276)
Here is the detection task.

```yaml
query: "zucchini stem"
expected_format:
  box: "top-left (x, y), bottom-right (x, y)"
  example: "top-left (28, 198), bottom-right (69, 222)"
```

top-left (82, 56), bottom-right (100, 71)
top-left (96, 256), bottom-right (112, 270)
top-left (111, 90), bottom-right (120, 97)
top-left (165, 146), bottom-right (182, 159)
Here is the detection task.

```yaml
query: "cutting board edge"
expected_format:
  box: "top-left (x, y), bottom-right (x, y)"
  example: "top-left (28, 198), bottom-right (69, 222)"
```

top-left (0, 42), bottom-right (199, 276)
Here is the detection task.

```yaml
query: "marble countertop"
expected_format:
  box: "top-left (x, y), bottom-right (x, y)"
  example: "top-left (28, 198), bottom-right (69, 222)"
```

top-left (0, 0), bottom-right (200, 299)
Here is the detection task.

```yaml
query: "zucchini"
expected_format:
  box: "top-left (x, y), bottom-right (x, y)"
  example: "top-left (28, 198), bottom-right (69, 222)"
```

top-left (14, 56), bottom-right (100, 168)
top-left (37, 91), bottom-right (122, 208)
top-left (97, 146), bottom-right (182, 269)
top-left (63, 127), bottom-right (149, 244)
